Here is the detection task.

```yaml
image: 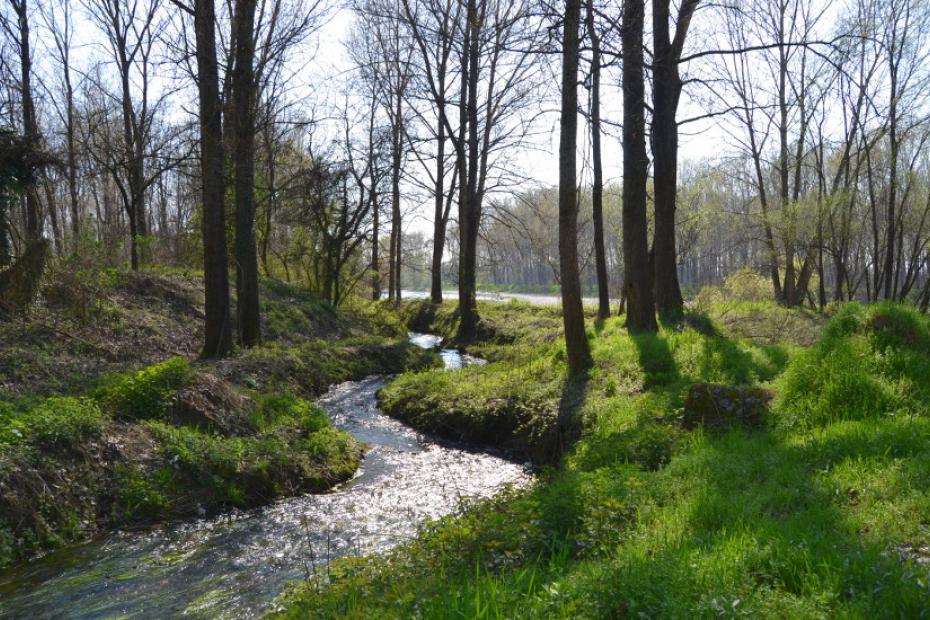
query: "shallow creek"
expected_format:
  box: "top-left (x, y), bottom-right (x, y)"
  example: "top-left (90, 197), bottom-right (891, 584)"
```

top-left (0, 335), bottom-right (527, 619)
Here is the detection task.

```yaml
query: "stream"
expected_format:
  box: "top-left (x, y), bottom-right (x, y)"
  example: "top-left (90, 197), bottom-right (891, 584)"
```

top-left (0, 335), bottom-right (527, 619)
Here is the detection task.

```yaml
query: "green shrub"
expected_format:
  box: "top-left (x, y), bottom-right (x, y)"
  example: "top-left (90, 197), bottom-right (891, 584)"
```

top-left (0, 396), bottom-right (106, 449)
top-left (95, 357), bottom-right (193, 420)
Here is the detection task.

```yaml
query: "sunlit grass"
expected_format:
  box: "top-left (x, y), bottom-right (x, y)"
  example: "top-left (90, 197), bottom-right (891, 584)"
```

top-left (275, 300), bottom-right (930, 618)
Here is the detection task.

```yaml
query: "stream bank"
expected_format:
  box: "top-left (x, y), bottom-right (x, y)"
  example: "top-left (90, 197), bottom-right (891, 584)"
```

top-left (0, 336), bottom-right (527, 619)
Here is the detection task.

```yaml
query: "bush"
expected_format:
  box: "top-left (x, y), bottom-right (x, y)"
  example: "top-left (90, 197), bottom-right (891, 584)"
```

top-left (95, 357), bottom-right (193, 420)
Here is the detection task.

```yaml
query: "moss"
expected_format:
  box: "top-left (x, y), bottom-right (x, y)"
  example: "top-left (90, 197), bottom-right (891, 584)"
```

top-left (681, 383), bottom-right (772, 431)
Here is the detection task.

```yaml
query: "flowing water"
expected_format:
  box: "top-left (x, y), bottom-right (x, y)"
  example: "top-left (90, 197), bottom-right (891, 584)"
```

top-left (0, 336), bottom-right (525, 619)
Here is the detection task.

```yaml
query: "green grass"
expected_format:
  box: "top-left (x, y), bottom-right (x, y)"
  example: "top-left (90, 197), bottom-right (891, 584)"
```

top-left (0, 396), bottom-right (107, 450)
top-left (381, 300), bottom-right (793, 462)
top-left (275, 301), bottom-right (930, 619)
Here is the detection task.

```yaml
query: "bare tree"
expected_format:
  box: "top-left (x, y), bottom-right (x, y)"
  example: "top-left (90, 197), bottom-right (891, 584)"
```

top-left (177, 0), bottom-right (234, 357)
top-left (1, 0), bottom-right (41, 241)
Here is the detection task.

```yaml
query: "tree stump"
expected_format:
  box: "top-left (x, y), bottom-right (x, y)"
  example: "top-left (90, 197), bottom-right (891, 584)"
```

top-left (682, 383), bottom-right (772, 431)
top-left (0, 239), bottom-right (50, 317)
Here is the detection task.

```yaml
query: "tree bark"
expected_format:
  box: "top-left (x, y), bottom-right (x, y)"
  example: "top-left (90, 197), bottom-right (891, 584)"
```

top-left (621, 0), bottom-right (657, 332)
top-left (585, 0), bottom-right (609, 321)
top-left (193, 0), bottom-right (233, 358)
top-left (13, 0), bottom-right (41, 241)
top-left (560, 0), bottom-right (592, 374)
top-left (232, 0), bottom-right (261, 345)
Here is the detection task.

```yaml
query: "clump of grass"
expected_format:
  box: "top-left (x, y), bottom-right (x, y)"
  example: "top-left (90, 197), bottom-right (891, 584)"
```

top-left (95, 356), bottom-right (193, 420)
top-left (249, 393), bottom-right (329, 434)
top-left (147, 419), bottom-right (361, 508)
top-left (776, 302), bottom-right (930, 429)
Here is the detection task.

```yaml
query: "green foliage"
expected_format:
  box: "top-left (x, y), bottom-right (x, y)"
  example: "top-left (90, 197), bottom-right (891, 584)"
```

top-left (148, 420), bottom-right (361, 507)
top-left (95, 357), bottom-right (193, 420)
top-left (111, 464), bottom-right (172, 523)
top-left (0, 396), bottom-right (106, 450)
top-left (696, 267), bottom-right (774, 305)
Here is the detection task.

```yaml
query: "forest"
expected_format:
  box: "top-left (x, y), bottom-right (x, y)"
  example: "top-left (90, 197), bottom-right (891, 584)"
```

top-left (2, 0), bottom-right (930, 617)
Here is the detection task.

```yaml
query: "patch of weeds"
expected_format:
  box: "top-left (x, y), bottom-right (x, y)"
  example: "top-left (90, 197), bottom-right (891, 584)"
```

top-left (111, 464), bottom-right (171, 523)
top-left (249, 394), bottom-right (328, 434)
top-left (0, 396), bottom-right (107, 450)
top-left (95, 357), bottom-right (193, 420)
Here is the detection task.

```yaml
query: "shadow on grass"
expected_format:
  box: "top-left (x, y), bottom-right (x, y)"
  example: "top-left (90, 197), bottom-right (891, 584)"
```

top-left (631, 332), bottom-right (681, 388)
top-left (554, 370), bottom-right (590, 463)
top-left (595, 423), bottom-right (930, 616)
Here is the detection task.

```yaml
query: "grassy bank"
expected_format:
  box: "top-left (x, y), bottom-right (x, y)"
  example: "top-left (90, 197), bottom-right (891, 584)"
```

top-left (276, 301), bottom-right (930, 618)
top-left (0, 270), bottom-right (437, 568)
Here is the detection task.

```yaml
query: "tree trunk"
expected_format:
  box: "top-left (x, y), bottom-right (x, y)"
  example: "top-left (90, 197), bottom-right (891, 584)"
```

top-left (389, 85), bottom-right (402, 303)
top-left (232, 0), bottom-right (261, 346)
top-left (559, 0), bottom-right (592, 374)
top-left (193, 0), bottom-right (233, 358)
top-left (457, 0), bottom-right (481, 341)
top-left (430, 104), bottom-right (447, 304)
top-left (370, 167), bottom-right (380, 301)
top-left (586, 0), bottom-right (609, 321)
top-left (884, 48), bottom-right (899, 300)
top-left (651, 0), bottom-right (693, 319)
top-left (621, 0), bottom-right (657, 333)
top-left (15, 0), bottom-right (41, 241)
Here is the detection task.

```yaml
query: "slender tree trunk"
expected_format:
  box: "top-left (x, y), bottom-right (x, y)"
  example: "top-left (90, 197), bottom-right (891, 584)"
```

top-left (193, 0), bottom-right (233, 358)
top-left (430, 106), bottom-right (447, 304)
top-left (64, 57), bottom-right (79, 243)
top-left (232, 0), bottom-right (261, 345)
top-left (621, 0), bottom-right (657, 332)
top-left (15, 0), bottom-right (40, 241)
top-left (389, 84), bottom-right (402, 302)
top-left (370, 166), bottom-right (380, 301)
top-left (586, 0), bottom-right (609, 321)
top-left (884, 50), bottom-right (899, 300)
top-left (560, 0), bottom-right (592, 373)
top-left (457, 0), bottom-right (481, 340)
